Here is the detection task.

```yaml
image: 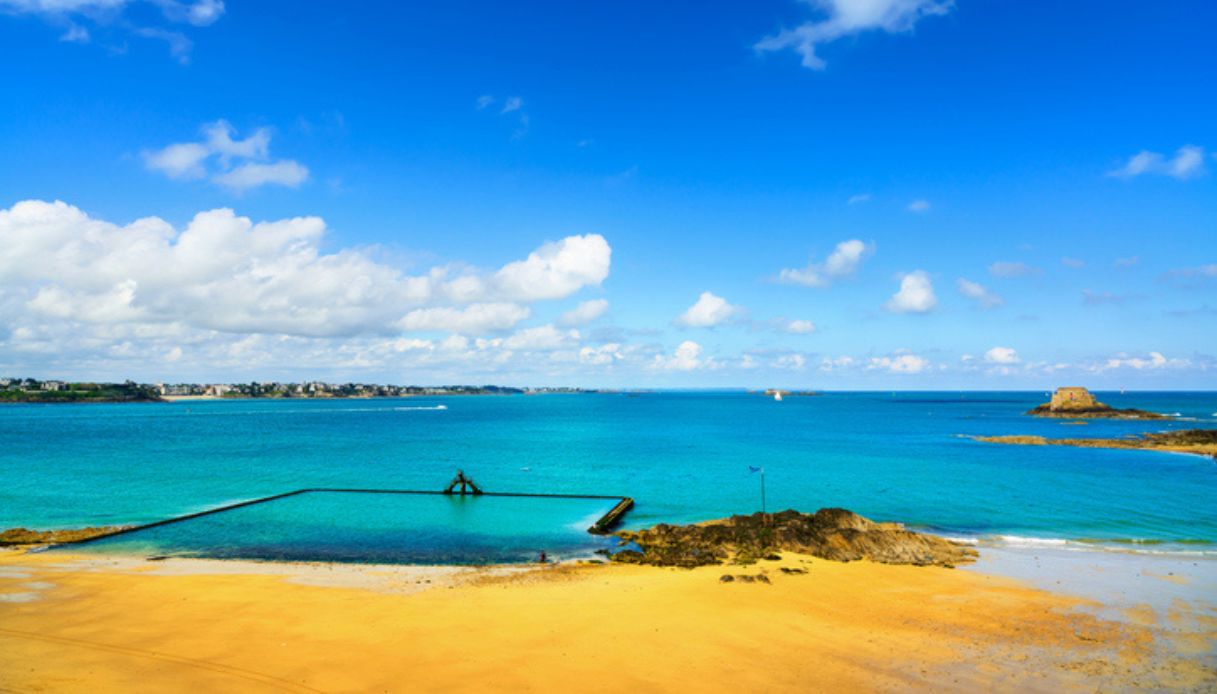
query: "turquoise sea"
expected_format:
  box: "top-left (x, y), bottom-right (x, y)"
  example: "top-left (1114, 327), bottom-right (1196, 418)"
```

top-left (3, 391), bottom-right (1216, 562)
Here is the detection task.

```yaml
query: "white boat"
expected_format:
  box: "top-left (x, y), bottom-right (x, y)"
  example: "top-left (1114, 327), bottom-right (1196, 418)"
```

top-left (773, 391), bottom-right (783, 401)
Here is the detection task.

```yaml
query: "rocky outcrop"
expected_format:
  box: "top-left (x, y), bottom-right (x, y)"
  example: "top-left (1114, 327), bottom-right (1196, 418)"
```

top-left (1027, 387), bottom-right (1166, 419)
top-left (0, 526), bottom-right (128, 547)
top-left (976, 429), bottom-right (1217, 459)
top-left (611, 508), bottom-right (977, 569)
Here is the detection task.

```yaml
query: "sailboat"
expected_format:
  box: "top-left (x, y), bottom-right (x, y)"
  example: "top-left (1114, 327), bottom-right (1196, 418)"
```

top-left (773, 391), bottom-right (783, 402)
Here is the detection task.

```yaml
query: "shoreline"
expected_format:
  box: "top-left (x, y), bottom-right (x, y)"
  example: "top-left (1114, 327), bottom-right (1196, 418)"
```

top-left (2, 544), bottom-right (1213, 691)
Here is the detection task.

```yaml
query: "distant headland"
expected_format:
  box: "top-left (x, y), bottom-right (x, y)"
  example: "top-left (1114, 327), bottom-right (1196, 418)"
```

top-left (1026, 386), bottom-right (1167, 420)
top-left (0, 377), bottom-right (593, 403)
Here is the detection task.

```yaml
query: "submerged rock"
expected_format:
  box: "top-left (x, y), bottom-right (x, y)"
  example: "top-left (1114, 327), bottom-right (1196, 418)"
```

top-left (1027, 387), bottom-right (1166, 419)
top-left (611, 508), bottom-right (977, 569)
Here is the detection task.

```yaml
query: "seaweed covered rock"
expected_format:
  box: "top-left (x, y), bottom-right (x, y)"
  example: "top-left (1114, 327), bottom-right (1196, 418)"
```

top-left (0, 526), bottom-right (128, 547)
top-left (612, 508), bottom-right (977, 569)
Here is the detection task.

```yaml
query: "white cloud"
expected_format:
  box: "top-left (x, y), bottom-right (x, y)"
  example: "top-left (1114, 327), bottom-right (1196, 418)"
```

top-left (885, 270), bottom-right (936, 313)
top-left (397, 304), bottom-right (531, 334)
top-left (493, 234), bottom-right (611, 301)
top-left (956, 278), bottom-right (1002, 309)
top-left (819, 355), bottom-right (854, 371)
top-left (500, 325), bottom-right (579, 351)
top-left (652, 340), bottom-right (718, 371)
top-left (1099, 352), bottom-right (1189, 371)
top-left (476, 95), bottom-right (495, 110)
top-left (772, 353), bottom-right (806, 370)
top-left (675, 291), bottom-right (739, 327)
top-left (144, 120), bottom-right (308, 192)
top-left (783, 319), bottom-right (816, 334)
top-left (0, 200), bottom-right (610, 344)
top-left (867, 353), bottom-right (929, 374)
top-left (142, 142), bottom-right (210, 179)
top-left (1108, 145), bottom-right (1206, 180)
top-left (907, 199), bottom-right (931, 213)
top-left (777, 239), bottom-right (872, 287)
top-left (847, 193), bottom-right (871, 205)
top-left (1, 0), bottom-right (224, 61)
top-left (212, 161), bottom-right (309, 192)
top-left (1061, 257), bottom-right (1085, 269)
top-left (755, 0), bottom-right (953, 70)
top-left (579, 343), bottom-right (623, 366)
top-left (988, 261), bottom-right (1039, 278)
top-left (983, 347), bottom-right (1019, 364)
top-left (559, 298), bottom-right (609, 327)
top-left (500, 96), bottom-right (523, 114)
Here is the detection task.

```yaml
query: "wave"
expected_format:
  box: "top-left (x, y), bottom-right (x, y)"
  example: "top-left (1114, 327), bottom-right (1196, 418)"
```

top-left (393, 405), bottom-right (447, 411)
top-left (973, 534), bottom-right (1217, 557)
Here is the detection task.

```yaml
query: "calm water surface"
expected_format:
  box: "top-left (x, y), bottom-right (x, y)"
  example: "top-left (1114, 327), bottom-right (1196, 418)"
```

top-left (3, 391), bottom-right (1216, 558)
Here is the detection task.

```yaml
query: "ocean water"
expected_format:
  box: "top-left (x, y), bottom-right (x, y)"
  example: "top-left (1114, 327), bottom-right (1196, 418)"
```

top-left (3, 391), bottom-right (1216, 560)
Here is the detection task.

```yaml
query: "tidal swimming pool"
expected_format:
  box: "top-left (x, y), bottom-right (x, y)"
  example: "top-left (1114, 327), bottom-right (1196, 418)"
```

top-left (62, 490), bottom-right (624, 565)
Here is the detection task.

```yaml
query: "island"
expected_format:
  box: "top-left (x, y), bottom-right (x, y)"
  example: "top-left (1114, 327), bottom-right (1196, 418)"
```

top-left (974, 429), bottom-right (1217, 460)
top-left (1025, 386), bottom-right (1167, 419)
top-left (610, 508), bottom-right (977, 569)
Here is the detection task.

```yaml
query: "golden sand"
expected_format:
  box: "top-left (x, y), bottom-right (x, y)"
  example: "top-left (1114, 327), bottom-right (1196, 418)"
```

top-left (0, 550), bottom-right (1212, 693)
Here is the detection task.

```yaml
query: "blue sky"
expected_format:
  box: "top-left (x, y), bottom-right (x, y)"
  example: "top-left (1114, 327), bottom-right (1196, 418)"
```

top-left (0, 0), bottom-right (1214, 388)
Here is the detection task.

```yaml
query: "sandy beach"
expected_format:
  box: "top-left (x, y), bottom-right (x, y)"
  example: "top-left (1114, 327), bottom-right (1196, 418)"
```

top-left (2, 548), bottom-right (1214, 693)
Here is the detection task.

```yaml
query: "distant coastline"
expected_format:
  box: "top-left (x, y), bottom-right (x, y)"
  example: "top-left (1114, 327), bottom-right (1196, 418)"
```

top-left (1, 377), bottom-right (595, 404)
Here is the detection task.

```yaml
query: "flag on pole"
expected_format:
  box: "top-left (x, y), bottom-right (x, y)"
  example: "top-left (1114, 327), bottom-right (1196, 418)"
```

top-left (749, 466), bottom-right (763, 473)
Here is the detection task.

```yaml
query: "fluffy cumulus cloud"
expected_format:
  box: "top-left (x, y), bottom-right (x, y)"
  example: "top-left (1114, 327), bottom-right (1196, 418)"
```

top-left (777, 239), bottom-right (872, 287)
top-left (755, 0), bottom-right (953, 70)
top-left (983, 346), bottom-right (1019, 364)
top-left (0, 201), bottom-right (615, 376)
top-left (652, 340), bottom-right (718, 371)
top-left (494, 235), bottom-right (611, 301)
top-left (1108, 145), bottom-right (1207, 180)
top-left (675, 291), bottom-right (739, 327)
top-left (956, 278), bottom-right (1002, 309)
top-left (867, 353), bottom-right (929, 374)
top-left (144, 120), bottom-right (308, 192)
top-left (1, 0), bottom-right (225, 62)
top-left (885, 270), bottom-right (936, 313)
top-left (559, 298), bottom-right (609, 327)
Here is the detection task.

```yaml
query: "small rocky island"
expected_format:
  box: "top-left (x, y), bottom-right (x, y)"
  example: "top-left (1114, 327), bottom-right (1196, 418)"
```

top-left (1026, 387), bottom-right (1166, 419)
top-left (610, 508), bottom-right (977, 568)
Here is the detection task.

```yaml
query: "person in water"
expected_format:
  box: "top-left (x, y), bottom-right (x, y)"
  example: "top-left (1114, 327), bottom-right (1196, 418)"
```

top-left (539, 551), bottom-right (547, 563)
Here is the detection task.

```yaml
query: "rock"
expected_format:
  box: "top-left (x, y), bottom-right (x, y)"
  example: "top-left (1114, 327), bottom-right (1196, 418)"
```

top-left (610, 508), bottom-right (978, 569)
top-left (719, 574), bottom-right (735, 583)
top-left (1027, 387), bottom-right (1166, 419)
top-left (0, 526), bottom-right (129, 547)
top-left (779, 567), bottom-right (808, 574)
top-left (976, 429), bottom-right (1217, 460)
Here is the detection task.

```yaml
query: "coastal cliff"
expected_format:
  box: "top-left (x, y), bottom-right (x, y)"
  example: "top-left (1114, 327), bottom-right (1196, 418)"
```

top-left (1026, 387), bottom-right (1166, 419)
top-left (611, 508), bottom-right (977, 568)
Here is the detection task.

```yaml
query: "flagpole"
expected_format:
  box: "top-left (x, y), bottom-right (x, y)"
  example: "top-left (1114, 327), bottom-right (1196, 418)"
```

top-left (760, 468), bottom-right (766, 516)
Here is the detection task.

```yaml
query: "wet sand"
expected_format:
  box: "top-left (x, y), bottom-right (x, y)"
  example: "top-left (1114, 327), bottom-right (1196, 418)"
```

top-left (1, 548), bottom-right (1214, 692)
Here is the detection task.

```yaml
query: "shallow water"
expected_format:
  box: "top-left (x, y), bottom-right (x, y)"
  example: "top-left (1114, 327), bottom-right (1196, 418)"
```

top-left (3, 391), bottom-right (1216, 555)
top-left (64, 491), bottom-right (619, 564)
